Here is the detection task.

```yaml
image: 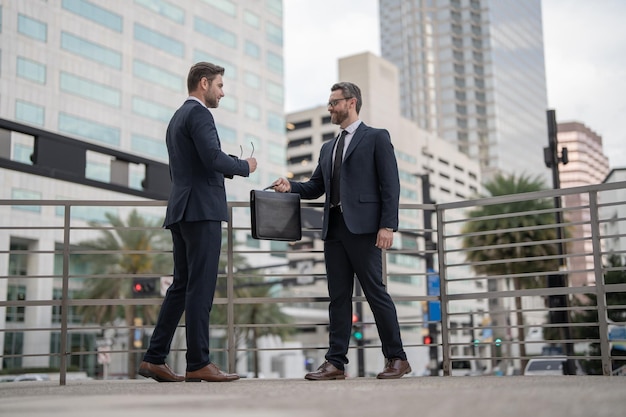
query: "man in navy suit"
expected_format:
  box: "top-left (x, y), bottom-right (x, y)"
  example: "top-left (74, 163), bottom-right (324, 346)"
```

top-left (272, 82), bottom-right (411, 380)
top-left (139, 62), bottom-right (257, 383)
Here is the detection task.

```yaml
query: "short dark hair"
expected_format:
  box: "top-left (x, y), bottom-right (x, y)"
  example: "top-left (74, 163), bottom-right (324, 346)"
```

top-left (187, 62), bottom-right (225, 93)
top-left (331, 82), bottom-right (362, 114)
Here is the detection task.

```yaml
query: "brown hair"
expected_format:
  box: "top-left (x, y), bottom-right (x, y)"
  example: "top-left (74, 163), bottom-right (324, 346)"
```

top-left (331, 82), bottom-right (362, 114)
top-left (187, 62), bottom-right (225, 93)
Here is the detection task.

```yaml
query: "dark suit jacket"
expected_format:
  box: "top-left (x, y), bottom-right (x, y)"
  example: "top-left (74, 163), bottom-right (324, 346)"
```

top-left (163, 99), bottom-right (249, 227)
top-left (289, 122), bottom-right (400, 239)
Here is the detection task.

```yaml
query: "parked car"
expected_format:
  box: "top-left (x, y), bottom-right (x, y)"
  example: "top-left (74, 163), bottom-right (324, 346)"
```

top-left (13, 373), bottom-right (50, 382)
top-left (524, 357), bottom-right (585, 376)
top-left (439, 357), bottom-right (484, 376)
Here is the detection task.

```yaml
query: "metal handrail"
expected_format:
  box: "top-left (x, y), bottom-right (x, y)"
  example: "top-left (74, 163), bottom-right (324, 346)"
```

top-left (0, 180), bottom-right (625, 383)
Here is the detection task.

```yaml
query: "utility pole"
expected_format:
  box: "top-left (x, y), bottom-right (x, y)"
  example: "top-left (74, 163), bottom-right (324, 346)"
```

top-left (543, 109), bottom-right (576, 375)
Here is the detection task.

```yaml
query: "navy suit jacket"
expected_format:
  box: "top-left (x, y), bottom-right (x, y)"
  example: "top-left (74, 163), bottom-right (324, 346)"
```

top-left (163, 99), bottom-right (249, 227)
top-left (289, 122), bottom-right (400, 239)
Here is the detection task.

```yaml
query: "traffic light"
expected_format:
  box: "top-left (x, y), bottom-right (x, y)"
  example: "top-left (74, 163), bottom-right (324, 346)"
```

top-left (351, 313), bottom-right (363, 341)
top-left (494, 338), bottom-right (502, 347)
top-left (131, 277), bottom-right (159, 298)
top-left (473, 338), bottom-right (480, 347)
top-left (423, 335), bottom-right (433, 345)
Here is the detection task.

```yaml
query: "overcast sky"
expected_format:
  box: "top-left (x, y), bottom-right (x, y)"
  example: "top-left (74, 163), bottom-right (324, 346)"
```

top-left (283, 0), bottom-right (626, 169)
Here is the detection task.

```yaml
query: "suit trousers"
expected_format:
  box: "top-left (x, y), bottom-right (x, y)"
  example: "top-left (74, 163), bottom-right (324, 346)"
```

top-left (323, 209), bottom-right (406, 369)
top-left (143, 220), bottom-right (222, 372)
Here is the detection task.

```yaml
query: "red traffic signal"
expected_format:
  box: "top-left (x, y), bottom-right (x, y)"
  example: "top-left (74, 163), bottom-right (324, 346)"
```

top-left (131, 277), bottom-right (159, 298)
top-left (423, 335), bottom-right (433, 345)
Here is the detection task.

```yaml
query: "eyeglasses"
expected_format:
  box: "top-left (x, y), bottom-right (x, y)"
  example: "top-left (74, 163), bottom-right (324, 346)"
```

top-left (240, 141), bottom-right (255, 159)
top-left (327, 97), bottom-right (353, 108)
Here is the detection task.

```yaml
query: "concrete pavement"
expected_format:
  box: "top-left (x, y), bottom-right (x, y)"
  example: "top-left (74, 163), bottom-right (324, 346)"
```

top-left (0, 376), bottom-right (624, 417)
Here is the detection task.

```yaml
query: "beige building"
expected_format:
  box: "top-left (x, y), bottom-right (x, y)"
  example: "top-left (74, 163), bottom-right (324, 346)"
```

top-left (557, 122), bottom-right (610, 286)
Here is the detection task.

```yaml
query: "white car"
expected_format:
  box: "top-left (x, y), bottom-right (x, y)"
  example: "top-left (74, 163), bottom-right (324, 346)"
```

top-left (524, 357), bottom-right (585, 376)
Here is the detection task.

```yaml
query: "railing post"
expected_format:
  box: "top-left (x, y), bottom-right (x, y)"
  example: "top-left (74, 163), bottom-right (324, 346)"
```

top-left (59, 203), bottom-right (71, 385)
top-left (436, 205), bottom-right (450, 376)
top-left (226, 205), bottom-right (236, 373)
top-left (588, 191), bottom-right (612, 375)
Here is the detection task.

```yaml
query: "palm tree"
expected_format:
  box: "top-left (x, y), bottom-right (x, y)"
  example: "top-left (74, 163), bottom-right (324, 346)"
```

top-left (461, 173), bottom-right (561, 366)
top-left (211, 260), bottom-right (294, 377)
top-left (561, 255), bottom-right (626, 374)
top-left (76, 209), bottom-right (171, 378)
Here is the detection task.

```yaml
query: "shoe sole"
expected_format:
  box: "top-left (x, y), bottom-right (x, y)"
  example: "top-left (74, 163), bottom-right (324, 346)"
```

top-left (376, 365), bottom-right (412, 379)
top-left (185, 377), bottom-right (239, 382)
top-left (138, 368), bottom-right (182, 383)
top-left (304, 375), bottom-right (346, 381)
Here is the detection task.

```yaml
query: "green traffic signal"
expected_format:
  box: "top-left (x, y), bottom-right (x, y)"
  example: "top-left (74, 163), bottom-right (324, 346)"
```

top-left (353, 330), bottom-right (363, 341)
top-left (495, 338), bottom-right (502, 347)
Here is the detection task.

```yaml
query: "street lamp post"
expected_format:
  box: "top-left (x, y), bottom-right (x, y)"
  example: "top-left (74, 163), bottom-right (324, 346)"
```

top-left (544, 109), bottom-right (576, 375)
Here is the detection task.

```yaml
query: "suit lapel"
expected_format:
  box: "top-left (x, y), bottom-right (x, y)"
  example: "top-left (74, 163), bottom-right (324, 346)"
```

top-left (343, 123), bottom-right (367, 162)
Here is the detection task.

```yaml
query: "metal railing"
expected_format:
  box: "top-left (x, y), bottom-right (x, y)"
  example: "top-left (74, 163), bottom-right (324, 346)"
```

top-left (0, 180), bottom-right (625, 384)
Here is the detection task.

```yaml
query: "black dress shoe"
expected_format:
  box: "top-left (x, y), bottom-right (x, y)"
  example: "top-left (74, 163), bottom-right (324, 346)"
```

top-left (376, 358), bottom-right (411, 379)
top-left (304, 361), bottom-right (346, 381)
top-left (185, 363), bottom-right (240, 382)
top-left (138, 361), bottom-right (184, 382)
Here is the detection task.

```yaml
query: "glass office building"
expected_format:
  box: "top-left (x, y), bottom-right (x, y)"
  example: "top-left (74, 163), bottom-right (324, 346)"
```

top-left (1, 0), bottom-right (286, 198)
top-left (380, 0), bottom-right (550, 181)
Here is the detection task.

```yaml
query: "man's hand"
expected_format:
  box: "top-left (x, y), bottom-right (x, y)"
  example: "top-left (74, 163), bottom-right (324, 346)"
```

top-left (376, 228), bottom-right (394, 250)
top-left (246, 158), bottom-right (257, 173)
top-left (270, 177), bottom-right (291, 193)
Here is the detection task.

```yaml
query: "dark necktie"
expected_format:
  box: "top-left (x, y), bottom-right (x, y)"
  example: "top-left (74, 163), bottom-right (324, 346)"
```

top-left (330, 130), bottom-right (347, 207)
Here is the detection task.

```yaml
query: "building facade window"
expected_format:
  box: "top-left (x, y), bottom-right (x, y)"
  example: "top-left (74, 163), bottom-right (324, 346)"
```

top-left (134, 0), bottom-right (184, 24)
top-left (134, 23), bottom-right (184, 57)
top-left (131, 134), bottom-right (167, 160)
top-left (244, 71), bottom-right (261, 89)
top-left (194, 17), bottom-right (236, 48)
top-left (243, 10), bottom-right (260, 28)
top-left (62, 0), bottom-right (122, 32)
top-left (244, 40), bottom-right (261, 59)
top-left (11, 188), bottom-right (41, 213)
top-left (61, 32), bottom-right (122, 69)
top-left (58, 112), bottom-right (121, 146)
top-left (6, 283), bottom-right (26, 323)
top-left (266, 51), bottom-right (283, 75)
top-left (15, 100), bottom-right (45, 126)
top-left (266, 81), bottom-right (283, 104)
top-left (3, 332), bottom-right (24, 369)
top-left (133, 60), bottom-right (183, 92)
top-left (17, 14), bottom-right (47, 42)
top-left (131, 97), bottom-right (174, 123)
top-left (201, 0), bottom-right (236, 17)
top-left (266, 0), bottom-right (283, 17)
top-left (16, 57), bottom-right (46, 84)
top-left (266, 22), bottom-right (282, 46)
top-left (216, 123), bottom-right (237, 144)
top-left (60, 72), bottom-right (121, 107)
top-left (244, 103), bottom-right (261, 121)
top-left (218, 96), bottom-right (237, 112)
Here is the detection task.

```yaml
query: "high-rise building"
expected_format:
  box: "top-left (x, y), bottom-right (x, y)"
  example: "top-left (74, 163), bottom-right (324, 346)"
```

top-left (1, 0), bottom-right (286, 198)
top-left (557, 122), bottom-right (610, 286)
top-left (0, 0), bottom-right (287, 374)
top-left (379, 0), bottom-right (550, 181)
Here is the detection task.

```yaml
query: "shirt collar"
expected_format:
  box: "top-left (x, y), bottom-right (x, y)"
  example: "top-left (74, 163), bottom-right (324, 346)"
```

top-left (187, 96), bottom-right (207, 109)
top-left (342, 119), bottom-right (362, 135)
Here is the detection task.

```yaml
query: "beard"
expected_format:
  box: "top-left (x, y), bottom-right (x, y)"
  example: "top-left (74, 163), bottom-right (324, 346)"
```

top-left (330, 108), bottom-right (349, 125)
top-left (204, 90), bottom-right (219, 108)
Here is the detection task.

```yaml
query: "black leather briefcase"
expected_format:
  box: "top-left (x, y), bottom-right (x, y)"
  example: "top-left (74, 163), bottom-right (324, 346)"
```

top-left (250, 190), bottom-right (302, 241)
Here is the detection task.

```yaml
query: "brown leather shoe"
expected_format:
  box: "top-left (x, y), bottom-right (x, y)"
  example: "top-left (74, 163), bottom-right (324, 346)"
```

top-left (185, 363), bottom-right (240, 382)
top-left (304, 361), bottom-right (346, 381)
top-left (376, 358), bottom-right (411, 379)
top-left (138, 361), bottom-right (184, 382)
